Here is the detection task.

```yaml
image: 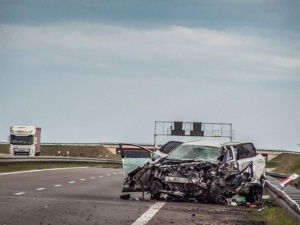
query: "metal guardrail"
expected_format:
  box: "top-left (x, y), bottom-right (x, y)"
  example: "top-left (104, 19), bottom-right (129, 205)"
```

top-left (0, 142), bottom-right (155, 147)
top-left (265, 173), bottom-right (300, 221)
top-left (258, 149), bottom-right (300, 154)
top-left (1, 142), bottom-right (300, 153)
top-left (0, 155), bottom-right (122, 165)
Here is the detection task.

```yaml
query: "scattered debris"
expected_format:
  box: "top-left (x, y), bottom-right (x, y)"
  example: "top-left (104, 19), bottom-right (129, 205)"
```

top-left (262, 195), bottom-right (270, 200)
top-left (129, 196), bottom-right (144, 201)
top-left (120, 194), bottom-right (131, 200)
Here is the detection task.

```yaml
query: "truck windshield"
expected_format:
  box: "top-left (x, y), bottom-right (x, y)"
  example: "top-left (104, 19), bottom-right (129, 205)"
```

top-left (10, 135), bottom-right (34, 145)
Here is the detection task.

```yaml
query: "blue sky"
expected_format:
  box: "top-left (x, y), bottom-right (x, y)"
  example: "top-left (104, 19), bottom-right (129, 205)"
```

top-left (1, 1), bottom-right (299, 150)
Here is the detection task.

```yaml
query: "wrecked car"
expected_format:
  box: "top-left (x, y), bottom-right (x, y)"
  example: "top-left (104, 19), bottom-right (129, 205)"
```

top-left (118, 141), bottom-right (266, 204)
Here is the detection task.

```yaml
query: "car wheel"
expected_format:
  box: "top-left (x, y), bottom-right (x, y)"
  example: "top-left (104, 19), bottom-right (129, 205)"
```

top-left (149, 180), bottom-right (163, 200)
top-left (207, 184), bottom-right (222, 203)
top-left (245, 185), bottom-right (263, 203)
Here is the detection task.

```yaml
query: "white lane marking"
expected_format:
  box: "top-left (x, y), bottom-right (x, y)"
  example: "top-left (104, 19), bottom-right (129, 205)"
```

top-left (54, 184), bottom-right (62, 187)
top-left (107, 174), bottom-right (111, 176)
top-left (80, 179), bottom-right (86, 181)
top-left (0, 167), bottom-right (88, 176)
top-left (14, 192), bottom-right (26, 195)
top-left (113, 173), bottom-right (117, 175)
top-left (99, 175), bottom-right (103, 177)
top-left (131, 202), bottom-right (166, 225)
top-left (69, 181), bottom-right (75, 184)
top-left (90, 177), bottom-right (95, 179)
top-left (36, 188), bottom-right (45, 191)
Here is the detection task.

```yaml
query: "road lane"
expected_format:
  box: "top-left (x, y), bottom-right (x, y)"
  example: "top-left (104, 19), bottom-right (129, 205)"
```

top-left (0, 167), bottom-right (260, 225)
top-left (146, 201), bottom-right (259, 225)
top-left (0, 167), bottom-right (155, 225)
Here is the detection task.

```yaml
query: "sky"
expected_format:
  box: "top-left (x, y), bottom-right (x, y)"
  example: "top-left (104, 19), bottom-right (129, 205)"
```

top-left (0, 0), bottom-right (300, 151)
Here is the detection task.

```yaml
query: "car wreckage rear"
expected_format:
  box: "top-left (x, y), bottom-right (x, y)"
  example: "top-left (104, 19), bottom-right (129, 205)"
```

top-left (118, 141), bottom-right (266, 205)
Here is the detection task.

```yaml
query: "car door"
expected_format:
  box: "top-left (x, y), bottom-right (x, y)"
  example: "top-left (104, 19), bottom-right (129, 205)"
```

top-left (236, 143), bottom-right (265, 181)
top-left (118, 144), bottom-right (161, 192)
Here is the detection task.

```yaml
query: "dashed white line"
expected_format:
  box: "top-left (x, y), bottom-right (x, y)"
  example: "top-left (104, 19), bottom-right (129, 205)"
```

top-left (113, 173), bottom-right (117, 175)
top-left (99, 175), bottom-right (103, 178)
top-left (54, 184), bottom-right (62, 187)
top-left (131, 202), bottom-right (166, 225)
top-left (69, 181), bottom-right (75, 184)
top-left (14, 192), bottom-right (26, 195)
top-left (0, 167), bottom-right (89, 176)
top-left (90, 177), bottom-right (95, 179)
top-left (36, 188), bottom-right (45, 191)
top-left (107, 174), bottom-right (111, 176)
top-left (80, 179), bottom-right (86, 181)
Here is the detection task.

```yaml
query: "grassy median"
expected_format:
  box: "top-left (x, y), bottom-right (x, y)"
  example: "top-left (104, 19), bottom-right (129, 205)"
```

top-left (0, 144), bottom-right (122, 172)
top-left (0, 144), bottom-right (121, 160)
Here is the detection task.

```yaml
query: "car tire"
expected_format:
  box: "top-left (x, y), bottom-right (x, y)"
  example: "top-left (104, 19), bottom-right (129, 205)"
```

top-left (245, 185), bottom-right (263, 203)
top-left (149, 180), bottom-right (163, 200)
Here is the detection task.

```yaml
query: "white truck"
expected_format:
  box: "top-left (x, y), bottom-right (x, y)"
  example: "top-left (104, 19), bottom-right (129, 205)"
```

top-left (9, 126), bottom-right (41, 156)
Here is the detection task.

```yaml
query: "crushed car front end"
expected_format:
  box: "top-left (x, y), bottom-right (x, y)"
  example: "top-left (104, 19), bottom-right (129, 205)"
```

top-left (120, 141), bottom-right (266, 205)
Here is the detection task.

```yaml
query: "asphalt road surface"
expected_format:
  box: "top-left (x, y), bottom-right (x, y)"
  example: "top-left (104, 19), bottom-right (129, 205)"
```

top-left (0, 167), bottom-right (263, 225)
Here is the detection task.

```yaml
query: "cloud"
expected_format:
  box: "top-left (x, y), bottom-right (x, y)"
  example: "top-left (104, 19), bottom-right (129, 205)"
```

top-left (0, 22), bottom-right (299, 149)
top-left (1, 22), bottom-right (299, 84)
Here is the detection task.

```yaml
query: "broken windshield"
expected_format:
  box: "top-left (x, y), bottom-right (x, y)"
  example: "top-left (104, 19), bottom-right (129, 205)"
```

top-left (166, 145), bottom-right (221, 163)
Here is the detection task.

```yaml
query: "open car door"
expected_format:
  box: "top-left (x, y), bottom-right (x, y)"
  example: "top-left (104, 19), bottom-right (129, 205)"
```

top-left (118, 142), bottom-right (181, 192)
top-left (118, 144), bottom-right (159, 192)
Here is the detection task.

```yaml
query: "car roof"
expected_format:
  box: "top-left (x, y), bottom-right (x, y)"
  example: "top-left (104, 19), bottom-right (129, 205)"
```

top-left (224, 142), bottom-right (242, 147)
top-left (181, 140), bottom-right (222, 148)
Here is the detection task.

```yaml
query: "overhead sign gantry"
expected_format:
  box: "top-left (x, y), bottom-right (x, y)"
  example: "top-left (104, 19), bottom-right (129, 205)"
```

top-left (154, 121), bottom-right (234, 148)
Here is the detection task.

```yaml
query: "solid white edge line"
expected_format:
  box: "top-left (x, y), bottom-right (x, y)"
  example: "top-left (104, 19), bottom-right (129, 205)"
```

top-left (131, 202), bottom-right (166, 225)
top-left (0, 167), bottom-right (89, 176)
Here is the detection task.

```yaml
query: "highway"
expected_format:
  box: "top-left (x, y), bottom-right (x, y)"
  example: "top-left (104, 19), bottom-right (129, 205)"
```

top-left (0, 167), bottom-right (259, 225)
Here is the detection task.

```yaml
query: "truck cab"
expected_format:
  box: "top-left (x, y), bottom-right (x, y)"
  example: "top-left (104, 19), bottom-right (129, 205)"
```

top-left (9, 126), bottom-right (41, 156)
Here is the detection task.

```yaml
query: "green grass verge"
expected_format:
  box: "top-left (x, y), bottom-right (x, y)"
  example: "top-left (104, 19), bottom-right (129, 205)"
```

top-left (0, 162), bottom-right (121, 173)
top-left (0, 144), bottom-right (121, 160)
top-left (266, 153), bottom-right (300, 174)
top-left (254, 206), bottom-right (299, 225)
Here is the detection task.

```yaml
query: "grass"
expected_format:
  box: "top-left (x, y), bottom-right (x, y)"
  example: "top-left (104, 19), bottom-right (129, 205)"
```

top-left (0, 144), bottom-right (122, 172)
top-left (254, 206), bottom-right (300, 225)
top-left (0, 144), bottom-right (121, 160)
top-left (266, 153), bottom-right (300, 174)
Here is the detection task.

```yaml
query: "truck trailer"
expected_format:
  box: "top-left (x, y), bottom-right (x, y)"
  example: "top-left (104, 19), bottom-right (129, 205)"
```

top-left (9, 126), bottom-right (41, 156)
